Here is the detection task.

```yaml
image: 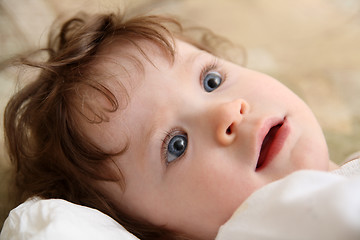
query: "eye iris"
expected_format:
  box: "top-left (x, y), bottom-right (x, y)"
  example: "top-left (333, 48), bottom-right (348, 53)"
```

top-left (204, 72), bottom-right (222, 92)
top-left (168, 135), bottom-right (187, 157)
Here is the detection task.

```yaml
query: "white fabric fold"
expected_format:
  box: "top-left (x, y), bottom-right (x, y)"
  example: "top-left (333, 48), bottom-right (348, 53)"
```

top-left (216, 159), bottom-right (360, 240)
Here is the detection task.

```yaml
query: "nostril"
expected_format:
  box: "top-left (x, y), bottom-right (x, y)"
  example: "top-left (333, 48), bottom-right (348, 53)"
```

top-left (226, 126), bottom-right (232, 135)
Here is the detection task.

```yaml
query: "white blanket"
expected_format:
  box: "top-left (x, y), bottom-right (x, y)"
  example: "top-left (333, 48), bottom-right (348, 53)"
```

top-left (216, 158), bottom-right (360, 240)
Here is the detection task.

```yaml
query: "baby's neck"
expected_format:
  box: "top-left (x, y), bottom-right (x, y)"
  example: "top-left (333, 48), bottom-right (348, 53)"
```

top-left (328, 161), bottom-right (339, 171)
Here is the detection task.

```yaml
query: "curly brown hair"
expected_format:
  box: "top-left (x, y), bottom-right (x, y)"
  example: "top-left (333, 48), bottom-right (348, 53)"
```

top-left (4, 10), bottom-right (242, 240)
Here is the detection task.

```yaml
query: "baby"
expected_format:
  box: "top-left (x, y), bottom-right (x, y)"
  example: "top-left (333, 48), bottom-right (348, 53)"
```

top-left (1, 10), bottom-right (359, 240)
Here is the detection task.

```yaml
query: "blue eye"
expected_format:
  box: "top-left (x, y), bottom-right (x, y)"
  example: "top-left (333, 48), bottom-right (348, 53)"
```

top-left (203, 72), bottom-right (222, 92)
top-left (166, 134), bottom-right (188, 164)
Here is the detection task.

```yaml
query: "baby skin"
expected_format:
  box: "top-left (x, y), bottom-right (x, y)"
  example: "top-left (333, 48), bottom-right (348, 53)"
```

top-left (82, 38), bottom-right (338, 240)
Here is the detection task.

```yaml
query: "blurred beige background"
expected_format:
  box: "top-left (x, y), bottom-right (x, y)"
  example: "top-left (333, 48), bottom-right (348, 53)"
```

top-left (1, 0), bottom-right (360, 228)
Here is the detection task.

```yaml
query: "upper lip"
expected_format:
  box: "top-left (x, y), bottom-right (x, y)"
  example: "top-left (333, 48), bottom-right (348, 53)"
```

top-left (255, 117), bottom-right (285, 169)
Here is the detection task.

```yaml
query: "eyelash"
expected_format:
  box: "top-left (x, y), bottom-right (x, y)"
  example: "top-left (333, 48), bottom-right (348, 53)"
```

top-left (161, 128), bottom-right (187, 166)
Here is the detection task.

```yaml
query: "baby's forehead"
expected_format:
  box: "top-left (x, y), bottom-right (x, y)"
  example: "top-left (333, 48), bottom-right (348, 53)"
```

top-left (88, 38), bottom-right (215, 109)
top-left (97, 39), bottom-right (172, 70)
top-left (96, 38), bottom-right (208, 77)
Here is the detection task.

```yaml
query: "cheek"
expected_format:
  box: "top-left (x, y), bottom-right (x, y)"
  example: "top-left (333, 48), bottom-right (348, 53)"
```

top-left (167, 155), bottom-right (257, 224)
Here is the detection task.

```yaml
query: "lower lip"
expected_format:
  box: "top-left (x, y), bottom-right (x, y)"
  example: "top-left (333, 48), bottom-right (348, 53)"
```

top-left (256, 118), bottom-right (290, 171)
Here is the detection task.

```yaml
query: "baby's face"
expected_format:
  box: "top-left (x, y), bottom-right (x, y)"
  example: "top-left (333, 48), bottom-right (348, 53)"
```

top-left (88, 39), bottom-right (331, 239)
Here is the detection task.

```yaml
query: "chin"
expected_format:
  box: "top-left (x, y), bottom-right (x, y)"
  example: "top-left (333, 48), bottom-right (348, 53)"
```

top-left (295, 143), bottom-right (330, 171)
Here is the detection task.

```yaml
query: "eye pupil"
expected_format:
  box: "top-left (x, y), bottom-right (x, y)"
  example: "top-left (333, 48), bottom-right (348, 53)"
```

top-left (207, 77), bottom-right (220, 89)
top-left (204, 72), bottom-right (222, 92)
top-left (173, 138), bottom-right (185, 151)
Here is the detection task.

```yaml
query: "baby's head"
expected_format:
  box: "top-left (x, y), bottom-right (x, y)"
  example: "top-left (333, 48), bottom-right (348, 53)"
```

top-left (5, 10), bottom-right (336, 240)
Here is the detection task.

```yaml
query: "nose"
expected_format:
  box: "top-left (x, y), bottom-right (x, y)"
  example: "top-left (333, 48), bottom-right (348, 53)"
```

top-left (209, 99), bottom-right (249, 146)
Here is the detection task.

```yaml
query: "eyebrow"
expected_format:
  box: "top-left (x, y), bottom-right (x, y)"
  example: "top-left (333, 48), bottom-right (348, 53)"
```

top-left (186, 50), bottom-right (209, 67)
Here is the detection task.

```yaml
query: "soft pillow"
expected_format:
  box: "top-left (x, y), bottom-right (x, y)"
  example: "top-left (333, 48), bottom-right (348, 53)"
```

top-left (0, 197), bottom-right (139, 240)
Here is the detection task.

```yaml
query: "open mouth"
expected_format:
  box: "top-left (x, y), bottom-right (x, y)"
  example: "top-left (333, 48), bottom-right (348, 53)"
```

top-left (256, 122), bottom-right (284, 170)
